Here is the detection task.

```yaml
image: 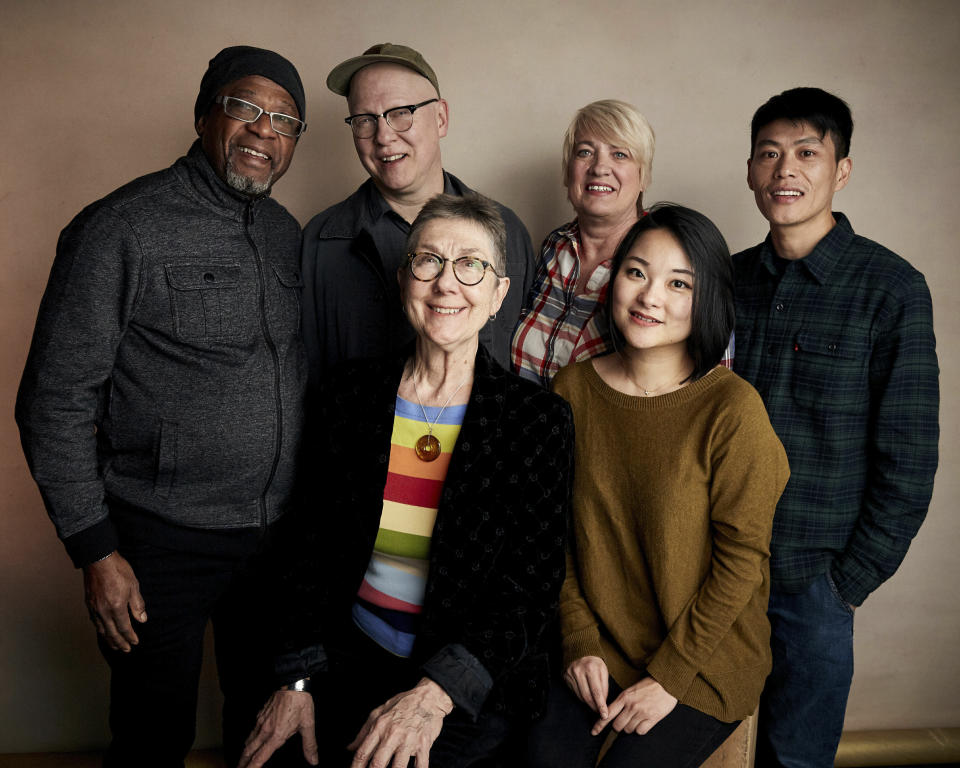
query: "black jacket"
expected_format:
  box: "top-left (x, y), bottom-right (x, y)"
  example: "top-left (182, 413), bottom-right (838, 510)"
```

top-left (300, 174), bottom-right (535, 391)
top-left (16, 141), bottom-right (306, 566)
top-left (276, 345), bottom-right (573, 720)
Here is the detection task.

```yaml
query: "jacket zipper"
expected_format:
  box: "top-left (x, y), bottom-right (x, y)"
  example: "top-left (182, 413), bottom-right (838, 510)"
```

top-left (246, 200), bottom-right (283, 533)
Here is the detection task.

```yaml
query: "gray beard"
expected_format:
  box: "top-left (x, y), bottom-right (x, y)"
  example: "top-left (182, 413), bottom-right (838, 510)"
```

top-left (225, 154), bottom-right (273, 196)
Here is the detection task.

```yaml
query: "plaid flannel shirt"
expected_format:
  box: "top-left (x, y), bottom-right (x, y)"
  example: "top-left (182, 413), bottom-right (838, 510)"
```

top-left (733, 213), bottom-right (939, 605)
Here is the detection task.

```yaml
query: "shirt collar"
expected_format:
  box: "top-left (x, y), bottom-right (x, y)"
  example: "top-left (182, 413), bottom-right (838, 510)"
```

top-left (362, 170), bottom-right (459, 228)
top-left (182, 140), bottom-right (271, 214)
top-left (758, 212), bottom-right (854, 284)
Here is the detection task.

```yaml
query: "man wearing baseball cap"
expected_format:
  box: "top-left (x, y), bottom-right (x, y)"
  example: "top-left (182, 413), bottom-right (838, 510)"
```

top-left (16, 45), bottom-right (308, 766)
top-left (300, 43), bottom-right (535, 391)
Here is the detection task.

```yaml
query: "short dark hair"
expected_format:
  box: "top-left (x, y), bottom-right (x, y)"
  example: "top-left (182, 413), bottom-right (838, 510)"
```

top-left (607, 203), bottom-right (733, 381)
top-left (406, 192), bottom-right (507, 275)
top-left (750, 87), bottom-right (853, 161)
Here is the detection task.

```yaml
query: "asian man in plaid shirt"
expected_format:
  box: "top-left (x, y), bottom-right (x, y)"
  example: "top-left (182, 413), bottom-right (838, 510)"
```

top-left (732, 87), bottom-right (939, 768)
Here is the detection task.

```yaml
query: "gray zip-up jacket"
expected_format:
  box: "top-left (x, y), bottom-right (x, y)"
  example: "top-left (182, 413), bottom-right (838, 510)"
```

top-left (16, 141), bottom-right (306, 567)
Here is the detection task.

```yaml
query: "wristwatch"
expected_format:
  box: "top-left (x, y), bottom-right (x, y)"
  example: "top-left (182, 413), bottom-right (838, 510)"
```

top-left (280, 677), bottom-right (311, 693)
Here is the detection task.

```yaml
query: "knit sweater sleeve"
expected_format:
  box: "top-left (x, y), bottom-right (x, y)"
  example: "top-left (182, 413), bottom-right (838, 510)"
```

top-left (552, 365), bottom-right (605, 667)
top-left (646, 382), bottom-right (789, 699)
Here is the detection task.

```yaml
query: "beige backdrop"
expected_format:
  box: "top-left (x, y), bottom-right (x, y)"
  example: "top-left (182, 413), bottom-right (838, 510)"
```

top-left (2, 0), bottom-right (957, 753)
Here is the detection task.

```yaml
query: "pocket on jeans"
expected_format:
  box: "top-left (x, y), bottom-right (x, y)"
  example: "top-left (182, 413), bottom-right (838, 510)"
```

top-left (824, 570), bottom-right (855, 617)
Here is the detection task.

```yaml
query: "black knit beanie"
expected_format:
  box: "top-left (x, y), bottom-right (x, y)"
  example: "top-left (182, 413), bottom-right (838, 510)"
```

top-left (194, 46), bottom-right (306, 125)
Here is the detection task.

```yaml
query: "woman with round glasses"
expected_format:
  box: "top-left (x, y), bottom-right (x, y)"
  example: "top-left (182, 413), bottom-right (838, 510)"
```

top-left (240, 193), bottom-right (573, 768)
top-left (527, 205), bottom-right (789, 767)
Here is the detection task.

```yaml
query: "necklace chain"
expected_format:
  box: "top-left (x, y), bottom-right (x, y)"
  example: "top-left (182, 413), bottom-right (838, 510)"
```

top-left (409, 364), bottom-right (469, 462)
top-left (619, 356), bottom-right (694, 397)
top-left (412, 374), bottom-right (468, 435)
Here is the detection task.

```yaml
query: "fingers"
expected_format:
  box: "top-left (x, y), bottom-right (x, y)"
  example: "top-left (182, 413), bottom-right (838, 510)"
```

top-left (239, 692), bottom-right (314, 768)
top-left (83, 553), bottom-right (146, 652)
top-left (129, 583), bottom-right (148, 624)
top-left (591, 697), bottom-right (625, 736)
top-left (563, 657), bottom-right (609, 717)
top-left (92, 601), bottom-right (140, 652)
top-left (586, 666), bottom-right (609, 719)
top-left (347, 688), bottom-right (445, 768)
top-left (300, 719), bottom-right (320, 766)
top-left (599, 679), bottom-right (678, 736)
top-left (238, 712), bottom-right (278, 768)
top-left (346, 707), bottom-right (378, 752)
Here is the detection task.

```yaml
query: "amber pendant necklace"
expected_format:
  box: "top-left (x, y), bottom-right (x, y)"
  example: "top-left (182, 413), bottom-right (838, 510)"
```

top-left (412, 372), bottom-right (468, 462)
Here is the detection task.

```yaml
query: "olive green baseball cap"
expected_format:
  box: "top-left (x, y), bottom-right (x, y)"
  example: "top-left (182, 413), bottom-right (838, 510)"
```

top-left (326, 43), bottom-right (440, 97)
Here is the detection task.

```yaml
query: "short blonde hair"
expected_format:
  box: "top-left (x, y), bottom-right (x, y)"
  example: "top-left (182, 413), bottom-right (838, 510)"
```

top-left (561, 100), bottom-right (655, 191)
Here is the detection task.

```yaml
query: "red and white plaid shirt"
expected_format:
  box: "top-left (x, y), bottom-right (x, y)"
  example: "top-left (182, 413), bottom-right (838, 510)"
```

top-left (512, 221), bottom-right (611, 387)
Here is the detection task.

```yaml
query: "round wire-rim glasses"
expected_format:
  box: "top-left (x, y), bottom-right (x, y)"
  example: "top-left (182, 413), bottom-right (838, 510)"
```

top-left (406, 252), bottom-right (502, 286)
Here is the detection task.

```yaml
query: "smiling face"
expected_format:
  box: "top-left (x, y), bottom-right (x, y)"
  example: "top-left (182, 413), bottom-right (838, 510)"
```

top-left (567, 131), bottom-right (644, 227)
top-left (196, 75), bottom-right (299, 196)
top-left (347, 63), bottom-right (448, 203)
top-left (611, 228), bottom-right (694, 355)
top-left (400, 217), bottom-right (509, 356)
top-left (747, 118), bottom-right (851, 243)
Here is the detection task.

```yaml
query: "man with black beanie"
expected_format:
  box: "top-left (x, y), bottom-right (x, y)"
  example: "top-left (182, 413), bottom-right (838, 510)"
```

top-left (16, 45), bottom-right (308, 766)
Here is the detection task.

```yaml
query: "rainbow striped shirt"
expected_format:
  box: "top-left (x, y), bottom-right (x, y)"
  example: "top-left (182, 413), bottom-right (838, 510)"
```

top-left (352, 395), bottom-right (465, 657)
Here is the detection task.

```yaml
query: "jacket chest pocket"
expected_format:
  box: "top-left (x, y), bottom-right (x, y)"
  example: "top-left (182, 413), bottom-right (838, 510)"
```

top-left (165, 263), bottom-right (248, 341)
top-left (272, 265), bottom-right (302, 334)
top-left (791, 331), bottom-right (871, 412)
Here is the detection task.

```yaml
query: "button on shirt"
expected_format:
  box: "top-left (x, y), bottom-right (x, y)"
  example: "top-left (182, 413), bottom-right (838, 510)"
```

top-left (732, 213), bottom-right (939, 605)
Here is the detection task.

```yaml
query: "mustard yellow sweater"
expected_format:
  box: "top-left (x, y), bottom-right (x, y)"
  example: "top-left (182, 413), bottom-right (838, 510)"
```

top-left (553, 362), bottom-right (789, 722)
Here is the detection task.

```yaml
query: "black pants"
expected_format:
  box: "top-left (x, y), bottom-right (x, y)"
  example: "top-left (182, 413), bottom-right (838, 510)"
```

top-left (526, 675), bottom-right (738, 768)
top-left (276, 622), bottom-right (512, 768)
top-left (100, 533), bottom-right (275, 768)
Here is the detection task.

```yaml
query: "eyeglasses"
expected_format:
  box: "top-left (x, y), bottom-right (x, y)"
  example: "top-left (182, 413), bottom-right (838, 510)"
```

top-left (344, 98), bottom-right (439, 139)
top-left (406, 252), bottom-right (501, 286)
top-left (216, 96), bottom-right (307, 138)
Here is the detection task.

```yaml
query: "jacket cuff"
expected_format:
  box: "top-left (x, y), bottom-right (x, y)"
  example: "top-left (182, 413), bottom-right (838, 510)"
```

top-left (64, 517), bottom-right (120, 568)
top-left (274, 644), bottom-right (328, 687)
top-left (420, 643), bottom-right (492, 720)
top-left (645, 639), bottom-right (698, 701)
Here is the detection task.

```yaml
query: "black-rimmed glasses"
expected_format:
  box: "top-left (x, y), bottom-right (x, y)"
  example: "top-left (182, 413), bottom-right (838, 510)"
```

top-left (216, 96), bottom-right (307, 138)
top-left (345, 98), bottom-right (439, 139)
top-left (406, 252), bottom-right (502, 286)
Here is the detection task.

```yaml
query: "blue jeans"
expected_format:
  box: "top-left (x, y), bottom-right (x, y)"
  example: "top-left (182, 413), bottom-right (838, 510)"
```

top-left (757, 571), bottom-right (855, 768)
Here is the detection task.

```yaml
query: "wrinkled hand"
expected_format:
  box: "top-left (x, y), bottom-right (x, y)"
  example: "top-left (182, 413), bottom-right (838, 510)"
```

top-left (347, 677), bottom-right (453, 768)
top-left (591, 676), bottom-right (677, 736)
top-left (238, 690), bottom-right (318, 768)
top-left (564, 656), bottom-right (610, 719)
top-left (83, 552), bottom-right (147, 652)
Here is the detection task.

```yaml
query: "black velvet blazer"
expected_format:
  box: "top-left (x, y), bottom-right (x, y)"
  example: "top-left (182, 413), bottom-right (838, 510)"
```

top-left (277, 344), bottom-right (574, 720)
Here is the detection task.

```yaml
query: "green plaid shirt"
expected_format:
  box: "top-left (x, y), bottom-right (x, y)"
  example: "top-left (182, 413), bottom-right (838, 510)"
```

top-left (733, 214), bottom-right (939, 605)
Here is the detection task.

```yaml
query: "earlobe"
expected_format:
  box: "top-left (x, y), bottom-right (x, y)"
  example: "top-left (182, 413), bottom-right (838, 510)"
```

top-left (195, 116), bottom-right (206, 137)
top-left (746, 159), bottom-right (754, 191)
